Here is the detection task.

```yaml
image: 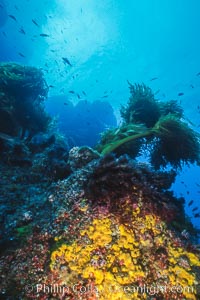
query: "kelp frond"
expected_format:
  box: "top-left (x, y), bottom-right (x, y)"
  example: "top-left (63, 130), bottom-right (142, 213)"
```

top-left (120, 83), bottom-right (161, 127)
top-left (150, 115), bottom-right (200, 169)
top-left (160, 100), bottom-right (184, 118)
top-left (97, 124), bottom-right (148, 157)
top-left (0, 63), bottom-right (50, 138)
top-left (0, 62), bottom-right (48, 102)
top-left (99, 114), bottom-right (200, 169)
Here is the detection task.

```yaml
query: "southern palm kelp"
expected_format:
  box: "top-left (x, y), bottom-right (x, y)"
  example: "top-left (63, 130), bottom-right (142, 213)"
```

top-left (120, 82), bottom-right (161, 127)
top-left (96, 124), bottom-right (147, 158)
top-left (0, 63), bottom-right (50, 139)
top-left (160, 99), bottom-right (184, 118)
top-left (150, 114), bottom-right (200, 168)
top-left (98, 83), bottom-right (200, 169)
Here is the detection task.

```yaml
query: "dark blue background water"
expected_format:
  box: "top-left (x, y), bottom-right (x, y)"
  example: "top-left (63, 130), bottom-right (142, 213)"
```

top-left (0, 0), bottom-right (200, 230)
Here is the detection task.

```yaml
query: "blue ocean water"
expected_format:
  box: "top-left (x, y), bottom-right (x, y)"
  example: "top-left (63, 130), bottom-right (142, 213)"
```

top-left (0, 0), bottom-right (200, 230)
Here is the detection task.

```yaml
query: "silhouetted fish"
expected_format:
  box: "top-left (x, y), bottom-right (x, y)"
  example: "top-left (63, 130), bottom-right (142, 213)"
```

top-left (188, 200), bottom-right (194, 206)
top-left (82, 91), bottom-right (86, 96)
top-left (150, 77), bottom-right (158, 81)
top-left (19, 27), bottom-right (26, 35)
top-left (40, 33), bottom-right (50, 37)
top-left (178, 92), bottom-right (184, 96)
top-left (8, 15), bottom-right (17, 22)
top-left (194, 213), bottom-right (200, 218)
top-left (18, 52), bottom-right (25, 58)
top-left (62, 57), bottom-right (72, 67)
top-left (32, 19), bottom-right (39, 27)
top-left (196, 72), bottom-right (200, 76)
top-left (69, 91), bottom-right (75, 94)
top-left (192, 207), bottom-right (198, 212)
top-left (77, 93), bottom-right (81, 99)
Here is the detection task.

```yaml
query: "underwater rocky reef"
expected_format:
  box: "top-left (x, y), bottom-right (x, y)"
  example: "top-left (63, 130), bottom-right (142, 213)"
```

top-left (0, 63), bottom-right (200, 300)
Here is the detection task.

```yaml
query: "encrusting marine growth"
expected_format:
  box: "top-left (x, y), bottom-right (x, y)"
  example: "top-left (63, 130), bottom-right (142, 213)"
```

top-left (50, 197), bottom-right (200, 300)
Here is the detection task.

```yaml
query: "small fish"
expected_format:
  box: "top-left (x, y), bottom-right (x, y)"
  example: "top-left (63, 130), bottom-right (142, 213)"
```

top-left (178, 92), bottom-right (184, 96)
top-left (194, 213), bottom-right (200, 218)
top-left (101, 95), bottom-right (108, 98)
top-left (8, 15), bottom-right (17, 22)
top-left (49, 85), bottom-right (55, 88)
top-left (186, 191), bottom-right (190, 195)
top-left (2, 31), bottom-right (7, 37)
top-left (32, 19), bottom-right (39, 27)
top-left (64, 102), bottom-right (68, 105)
top-left (19, 27), bottom-right (26, 35)
top-left (150, 77), bottom-right (158, 81)
top-left (82, 91), bottom-right (86, 96)
top-left (69, 90), bottom-right (75, 94)
top-left (190, 84), bottom-right (194, 88)
top-left (192, 207), bottom-right (198, 212)
top-left (62, 57), bottom-right (72, 67)
top-left (40, 33), bottom-right (50, 37)
top-left (196, 72), bottom-right (200, 76)
top-left (18, 52), bottom-right (26, 58)
top-left (77, 93), bottom-right (80, 99)
top-left (188, 200), bottom-right (194, 207)
top-left (0, 4), bottom-right (4, 9)
top-left (195, 183), bottom-right (200, 187)
top-left (181, 229), bottom-right (190, 240)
